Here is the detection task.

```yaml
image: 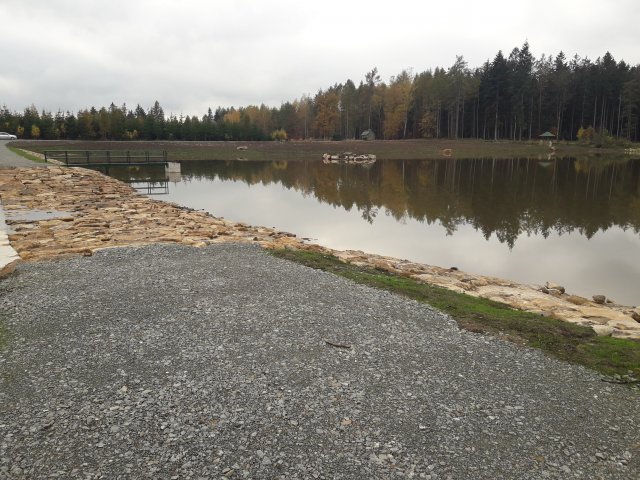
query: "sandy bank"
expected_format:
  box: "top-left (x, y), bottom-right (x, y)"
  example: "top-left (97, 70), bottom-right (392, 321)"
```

top-left (0, 165), bottom-right (638, 339)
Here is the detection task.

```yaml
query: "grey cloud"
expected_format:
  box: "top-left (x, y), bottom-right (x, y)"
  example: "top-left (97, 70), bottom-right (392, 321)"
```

top-left (1, 0), bottom-right (638, 116)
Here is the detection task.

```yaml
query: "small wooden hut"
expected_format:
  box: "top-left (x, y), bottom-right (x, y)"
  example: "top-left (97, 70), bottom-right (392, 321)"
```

top-left (539, 131), bottom-right (556, 146)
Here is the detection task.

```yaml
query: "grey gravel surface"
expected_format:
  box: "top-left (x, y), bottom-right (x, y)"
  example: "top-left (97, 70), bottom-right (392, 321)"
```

top-left (0, 243), bottom-right (638, 479)
top-left (0, 142), bottom-right (43, 168)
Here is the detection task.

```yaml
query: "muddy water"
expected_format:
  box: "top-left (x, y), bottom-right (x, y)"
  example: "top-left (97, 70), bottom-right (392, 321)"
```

top-left (102, 156), bottom-right (640, 305)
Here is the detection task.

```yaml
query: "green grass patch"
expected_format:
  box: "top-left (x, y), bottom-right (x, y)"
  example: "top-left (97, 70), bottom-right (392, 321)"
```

top-left (271, 248), bottom-right (640, 378)
top-left (7, 146), bottom-right (46, 163)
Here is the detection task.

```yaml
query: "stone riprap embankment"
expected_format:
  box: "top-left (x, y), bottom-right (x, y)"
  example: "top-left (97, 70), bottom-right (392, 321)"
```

top-left (1, 243), bottom-right (639, 479)
top-left (331, 251), bottom-right (640, 340)
top-left (0, 166), bottom-right (302, 265)
top-left (0, 166), bottom-right (638, 339)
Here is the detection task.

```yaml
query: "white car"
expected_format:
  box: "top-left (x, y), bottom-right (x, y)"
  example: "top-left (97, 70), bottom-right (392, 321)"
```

top-left (0, 132), bottom-right (17, 140)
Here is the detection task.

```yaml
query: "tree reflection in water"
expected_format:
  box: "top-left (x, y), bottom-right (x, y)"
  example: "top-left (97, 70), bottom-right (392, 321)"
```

top-left (175, 156), bottom-right (640, 249)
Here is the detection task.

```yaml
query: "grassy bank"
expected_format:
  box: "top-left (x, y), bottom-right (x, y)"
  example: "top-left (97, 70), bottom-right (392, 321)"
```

top-left (7, 146), bottom-right (46, 163)
top-left (9, 138), bottom-right (628, 162)
top-left (271, 248), bottom-right (640, 380)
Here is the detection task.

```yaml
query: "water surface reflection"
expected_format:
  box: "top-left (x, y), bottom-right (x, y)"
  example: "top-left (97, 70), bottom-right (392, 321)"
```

top-left (106, 157), bottom-right (640, 305)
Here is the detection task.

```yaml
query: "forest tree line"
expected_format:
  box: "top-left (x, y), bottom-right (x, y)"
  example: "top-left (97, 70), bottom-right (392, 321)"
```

top-left (2, 43), bottom-right (640, 143)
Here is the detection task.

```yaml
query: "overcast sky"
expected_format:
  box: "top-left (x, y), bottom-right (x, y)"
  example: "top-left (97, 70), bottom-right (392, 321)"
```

top-left (1, 0), bottom-right (638, 117)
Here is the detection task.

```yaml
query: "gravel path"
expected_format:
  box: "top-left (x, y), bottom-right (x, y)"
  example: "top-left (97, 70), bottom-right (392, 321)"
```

top-left (0, 243), bottom-right (638, 479)
top-left (0, 142), bottom-right (43, 168)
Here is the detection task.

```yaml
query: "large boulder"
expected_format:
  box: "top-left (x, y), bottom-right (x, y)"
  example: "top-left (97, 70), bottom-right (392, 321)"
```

top-left (592, 295), bottom-right (606, 304)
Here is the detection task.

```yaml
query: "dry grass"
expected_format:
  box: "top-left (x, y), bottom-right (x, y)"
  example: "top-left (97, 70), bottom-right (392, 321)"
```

top-left (10, 138), bottom-right (625, 162)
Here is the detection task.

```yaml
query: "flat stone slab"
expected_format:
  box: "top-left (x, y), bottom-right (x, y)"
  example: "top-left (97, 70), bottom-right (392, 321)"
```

top-left (4, 208), bottom-right (73, 223)
top-left (3, 208), bottom-right (74, 235)
top-left (0, 200), bottom-right (20, 273)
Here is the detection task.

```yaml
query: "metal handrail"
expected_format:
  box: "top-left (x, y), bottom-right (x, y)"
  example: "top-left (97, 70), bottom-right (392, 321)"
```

top-left (44, 150), bottom-right (168, 165)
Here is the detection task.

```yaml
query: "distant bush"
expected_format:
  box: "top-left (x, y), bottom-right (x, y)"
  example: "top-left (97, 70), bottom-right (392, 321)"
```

top-left (577, 126), bottom-right (594, 143)
top-left (577, 126), bottom-right (630, 148)
top-left (271, 129), bottom-right (288, 141)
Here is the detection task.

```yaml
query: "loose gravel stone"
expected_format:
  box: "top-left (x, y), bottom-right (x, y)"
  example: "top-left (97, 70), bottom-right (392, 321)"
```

top-left (0, 243), bottom-right (638, 479)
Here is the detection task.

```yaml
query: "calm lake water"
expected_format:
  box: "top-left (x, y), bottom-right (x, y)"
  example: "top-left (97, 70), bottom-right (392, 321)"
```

top-left (103, 157), bottom-right (640, 306)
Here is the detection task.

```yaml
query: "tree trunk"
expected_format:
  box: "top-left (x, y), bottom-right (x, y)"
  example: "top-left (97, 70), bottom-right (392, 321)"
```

top-left (455, 91), bottom-right (460, 139)
top-left (461, 90), bottom-right (465, 139)
top-left (616, 95), bottom-right (622, 138)
top-left (569, 103), bottom-right (575, 140)
top-left (600, 96), bottom-right (606, 134)
top-left (494, 87), bottom-right (499, 141)
top-left (403, 110), bottom-right (408, 139)
top-left (529, 95), bottom-right (533, 140)
top-left (538, 89), bottom-right (542, 132)
top-left (476, 96), bottom-right (480, 138)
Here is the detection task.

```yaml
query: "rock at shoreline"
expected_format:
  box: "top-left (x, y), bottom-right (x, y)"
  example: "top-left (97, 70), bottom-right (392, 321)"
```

top-left (592, 325), bottom-right (614, 337)
top-left (566, 295), bottom-right (589, 306)
top-left (545, 281), bottom-right (565, 294)
top-left (592, 295), bottom-right (606, 304)
top-left (322, 153), bottom-right (376, 165)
